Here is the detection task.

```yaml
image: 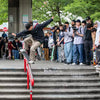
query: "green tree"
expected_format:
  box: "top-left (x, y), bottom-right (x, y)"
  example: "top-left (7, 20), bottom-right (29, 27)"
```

top-left (32, 0), bottom-right (73, 25)
top-left (0, 0), bottom-right (8, 24)
top-left (65, 0), bottom-right (100, 21)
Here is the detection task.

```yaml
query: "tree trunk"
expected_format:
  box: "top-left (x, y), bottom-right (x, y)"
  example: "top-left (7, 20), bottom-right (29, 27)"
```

top-left (56, 6), bottom-right (61, 25)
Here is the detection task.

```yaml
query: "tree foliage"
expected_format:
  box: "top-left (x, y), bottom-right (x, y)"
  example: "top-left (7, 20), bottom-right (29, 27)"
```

top-left (64, 0), bottom-right (100, 21)
top-left (0, 0), bottom-right (8, 24)
top-left (0, 0), bottom-right (100, 24)
top-left (32, 0), bottom-right (73, 25)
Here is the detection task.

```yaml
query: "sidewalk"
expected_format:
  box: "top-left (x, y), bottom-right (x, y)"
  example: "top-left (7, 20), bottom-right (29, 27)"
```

top-left (0, 59), bottom-right (96, 70)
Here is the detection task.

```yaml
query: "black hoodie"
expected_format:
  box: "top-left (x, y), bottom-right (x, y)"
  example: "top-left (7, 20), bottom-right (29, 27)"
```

top-left (16, 18), bottom-right (53, 43)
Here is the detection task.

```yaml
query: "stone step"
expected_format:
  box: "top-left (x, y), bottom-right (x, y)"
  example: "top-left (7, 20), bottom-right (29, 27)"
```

top-left (41, 67), bottom-right (96, 72)
top-left (0, 83), bottom-right (27, 89)
top-left (1, 82), bottom-right (100, 89)
top-left (34, 77), bottom-right (100, 82)
top-left (0, 71), bottom-right (99, 77)
top-left (33, 72), bottom-right (99, 77)
top-left (1, 88), bottom-right (100, 95)
top-left (0, 94), bottom-right (100, 100)
top-left (0, 72), bottom-right (27, 77)
top-left (1, 77), bottom-right (100, 83)
top-left (0, 68), bottom-right (24, 72)
top-left (0, 67), bottom-right (96, 72)
top-left (33, 82), bottom-right (100, 88)
top-left (0, 77), bottom-right (27, 83)
top-left (0, 89), bottom-right (29, 95)
top-left (32, 88), bottom-right (100, 94)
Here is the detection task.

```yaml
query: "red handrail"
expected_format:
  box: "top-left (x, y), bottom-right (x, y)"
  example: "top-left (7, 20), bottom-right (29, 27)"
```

top-left (23, 43), bottom-right (34, 100)
top-left (24, 56), bottom-right (34, 100)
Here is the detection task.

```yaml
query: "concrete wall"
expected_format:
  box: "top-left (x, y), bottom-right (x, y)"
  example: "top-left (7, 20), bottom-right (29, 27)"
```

top-left (8, 0), bottom-right (19, 33)
top-left (19, 0), bottom-right (32, 32)
top-left (8, 0), bottom-right (32, 33)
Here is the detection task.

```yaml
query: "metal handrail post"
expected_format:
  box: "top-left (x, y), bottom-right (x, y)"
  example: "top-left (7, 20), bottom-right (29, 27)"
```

top-left (24, 58), bottom-right (26, 72)
top-left (30, 82), bottom-right (33, 100)
top-left (27, 70), bottom-right (29, 89)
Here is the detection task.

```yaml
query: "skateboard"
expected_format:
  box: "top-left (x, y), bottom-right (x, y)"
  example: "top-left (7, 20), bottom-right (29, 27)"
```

top-left (93, 48), bottom-right (97, 66)
top-left (51, 46), bottom-right (55, 61)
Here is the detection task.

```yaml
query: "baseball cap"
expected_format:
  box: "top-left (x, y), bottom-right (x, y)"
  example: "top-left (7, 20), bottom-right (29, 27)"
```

top-left (86, 16), bottom-right (91, 20)
top-left (76, 19), bottom-right (81, 23)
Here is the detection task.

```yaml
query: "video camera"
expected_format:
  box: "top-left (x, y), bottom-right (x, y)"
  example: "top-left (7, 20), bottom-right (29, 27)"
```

top-left (72, 26), bottom-right (78, 32)
top-left (63, 25), bottom-right (67, 31)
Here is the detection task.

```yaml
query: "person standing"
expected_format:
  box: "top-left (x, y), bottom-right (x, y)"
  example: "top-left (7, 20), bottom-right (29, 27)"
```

top-left (11, 38), bottom-right (20, 59)
top-left (64, 22), bottom-right (73, 64)
top-left (53, 26), bottom-right (58, 61)
top-left (0, 37), bottom-right (4, 58)
top-left (84, 23), bottom-right (92, 65)
top-left (57, 25), bottom-right (64, 63)
top-left (72, 20), bottom-right (84, 65)
top-left (2, 32), bottom-right (7, 39)
top-left (43, 33), bottom-right (49, 60)
top-left (93, 21), bottom-right (100, 67)
top-left (48, 32), bottom-right (54, 58)
top-left (8, 40), bottom-right (12, 59)
top-left (82, 20), bottom-right (87, 63)
top-left (82, 20), bottom-right (87, 35)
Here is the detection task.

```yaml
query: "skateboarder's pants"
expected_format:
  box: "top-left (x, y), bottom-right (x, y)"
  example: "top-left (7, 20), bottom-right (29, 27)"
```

top-left (24, 36), bottom-right (41, 61)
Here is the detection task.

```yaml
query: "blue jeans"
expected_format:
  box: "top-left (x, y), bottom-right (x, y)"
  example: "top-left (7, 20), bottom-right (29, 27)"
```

top-left (64, 42), bottom-right (73, 63)
top-left (73, 44), bottom-right (84, 64)
top-left (12, 50), bottom-right (19, 59)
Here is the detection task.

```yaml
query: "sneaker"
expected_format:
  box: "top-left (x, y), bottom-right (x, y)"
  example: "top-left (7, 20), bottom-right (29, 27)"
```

top-left (64, 62), bottom-right (68, 65)
top-left (20, 49), bottom-right (26, 53)
top-left (28, 60), bottom-right (35, 64)
top-left (72, 63), bottom-right (76, 65)
top-left (94, 65), bottom-right (100, 68)
top-left (79, 63), bottom-right (84, 66)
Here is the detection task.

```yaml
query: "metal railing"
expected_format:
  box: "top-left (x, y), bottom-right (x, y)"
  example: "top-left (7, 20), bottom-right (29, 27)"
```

top-left (24, 58), bottom-right (34, 100)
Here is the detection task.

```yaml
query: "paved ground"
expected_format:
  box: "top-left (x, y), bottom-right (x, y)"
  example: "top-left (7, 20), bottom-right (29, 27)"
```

top-left (0, 59), bottom-right (95, 70)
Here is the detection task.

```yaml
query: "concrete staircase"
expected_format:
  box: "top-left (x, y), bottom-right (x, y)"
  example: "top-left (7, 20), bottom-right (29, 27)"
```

top-left (0, 64), bottom-right (100, 100)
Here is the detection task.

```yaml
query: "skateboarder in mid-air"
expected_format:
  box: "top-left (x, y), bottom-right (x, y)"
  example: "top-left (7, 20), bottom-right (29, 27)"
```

top-left (12, 17), bottom-right (54, 64)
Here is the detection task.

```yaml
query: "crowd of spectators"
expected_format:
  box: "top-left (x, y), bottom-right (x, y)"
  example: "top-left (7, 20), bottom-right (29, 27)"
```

top-left (43, 16), bottom-right (100, 66)
top-left (0, 16), bottom-right (100, 67)
top-left (0, 32), bottom-right (24, 60)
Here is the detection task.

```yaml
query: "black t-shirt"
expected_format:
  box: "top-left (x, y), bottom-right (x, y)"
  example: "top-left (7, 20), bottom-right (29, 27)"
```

top-left (43, 36), bottom-right (49, 48)
top-left (12, 41), bottom-right (20, 50)
top-left (0, 40), bottom-right (4, 49)
top-left (84, 30), bottom-right (92, 41)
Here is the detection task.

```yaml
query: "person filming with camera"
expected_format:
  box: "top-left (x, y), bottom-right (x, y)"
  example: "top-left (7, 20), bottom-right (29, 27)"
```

top-left (72, 20), bottom-right (84, 65)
